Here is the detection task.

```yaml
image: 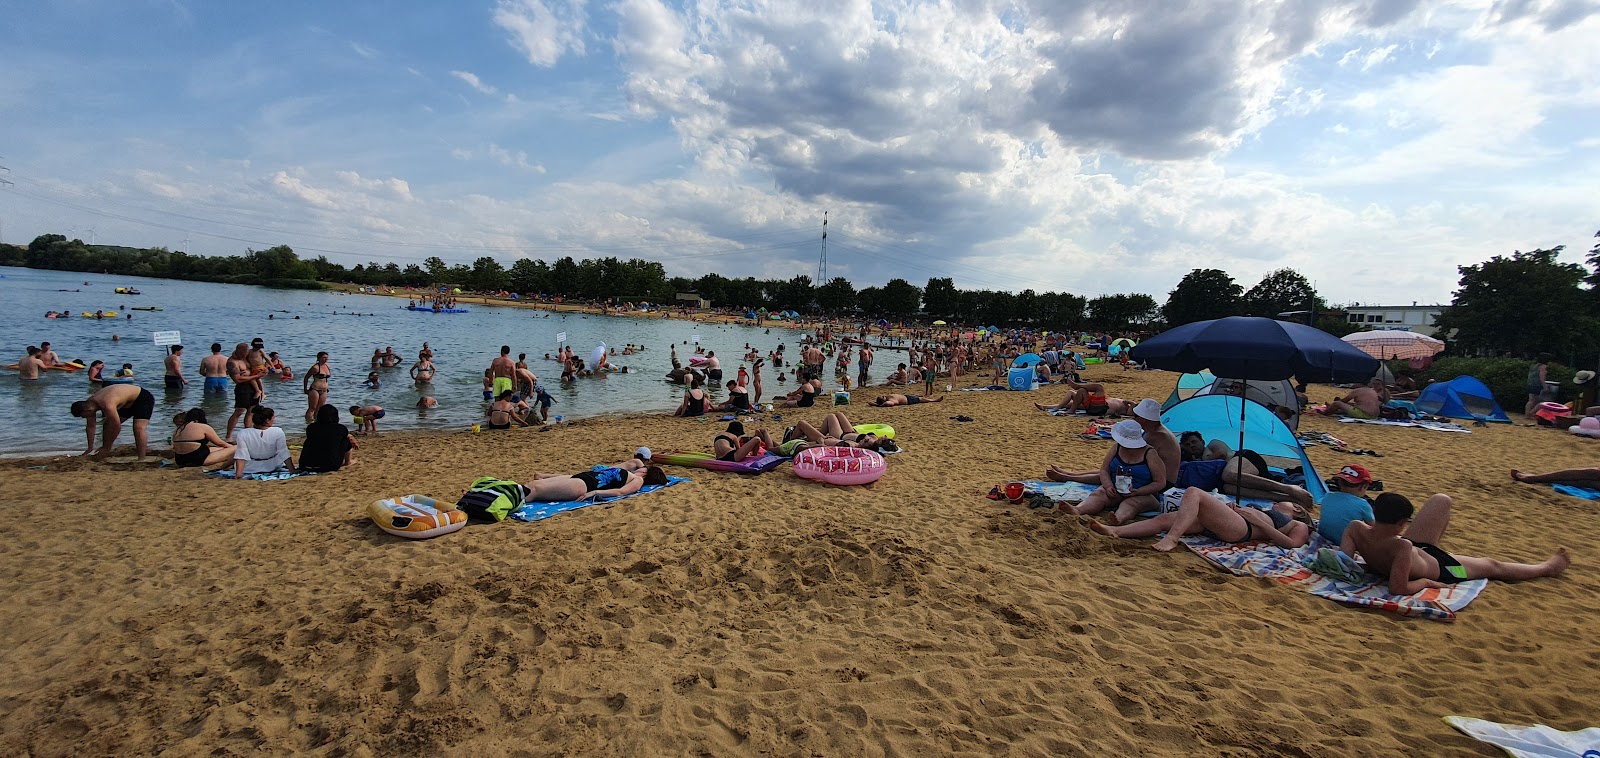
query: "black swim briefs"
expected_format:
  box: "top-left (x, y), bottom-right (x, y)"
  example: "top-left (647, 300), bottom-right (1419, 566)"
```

top-left (129, 388), bottom-right (156, 421)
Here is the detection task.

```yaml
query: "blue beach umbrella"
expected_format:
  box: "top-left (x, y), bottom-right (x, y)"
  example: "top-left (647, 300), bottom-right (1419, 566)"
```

top-left (1131, 317), bottom-right (1377, 503)
top-left (1013, 352), bottom-right (1043, 367)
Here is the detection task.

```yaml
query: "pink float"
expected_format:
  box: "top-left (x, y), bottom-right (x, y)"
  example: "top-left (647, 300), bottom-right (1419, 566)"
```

top-left (792, 446), bottom-right (887, 485)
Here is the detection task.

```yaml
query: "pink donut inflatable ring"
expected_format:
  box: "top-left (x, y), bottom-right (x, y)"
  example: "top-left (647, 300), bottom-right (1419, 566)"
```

top-left (792, 446), bottom-right (887, 485)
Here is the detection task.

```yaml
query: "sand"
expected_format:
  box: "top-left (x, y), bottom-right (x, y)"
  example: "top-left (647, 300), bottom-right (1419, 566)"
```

top-left (1, 366), bottom-right (1595, 756)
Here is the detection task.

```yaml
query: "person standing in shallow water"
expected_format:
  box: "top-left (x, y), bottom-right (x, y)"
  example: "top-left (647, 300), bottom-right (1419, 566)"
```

top-left (225, 343), bottom-right (264, 441)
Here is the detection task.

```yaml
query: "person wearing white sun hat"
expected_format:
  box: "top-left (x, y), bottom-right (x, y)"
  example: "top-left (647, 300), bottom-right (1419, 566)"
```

top-left (1064, 418), bottom-right (1169, 524)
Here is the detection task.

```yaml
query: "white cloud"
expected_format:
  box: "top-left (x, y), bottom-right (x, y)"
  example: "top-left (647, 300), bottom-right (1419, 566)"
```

top-left (493, 0), bottom-right (588, 67)
top-left (449, 70), bottom-right (498, 96)
top-left (349, 41), bottom-right (378, 59)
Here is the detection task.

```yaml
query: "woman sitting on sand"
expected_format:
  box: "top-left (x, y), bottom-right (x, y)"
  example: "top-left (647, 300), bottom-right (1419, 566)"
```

top-left (777, 378), bottom-right (823, 408)
top-left (299, 404), bottom-right (358, 473)
top-left (1087, 487), bottom-right (1311, 552)
top-left (232, 406), bottom-right (294, 477)
top-left (713, 421), bottom-right (778, 462)
top-left (522, 465), bottom-right (669, 502)
top-left (170, 408), bottom-right (237, 468)
top-left (674, 377), bottom-right (709, 417)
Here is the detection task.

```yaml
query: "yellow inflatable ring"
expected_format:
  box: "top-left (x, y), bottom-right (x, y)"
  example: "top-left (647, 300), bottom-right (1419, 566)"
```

top-left (853, 423), bottom-right (895, 439)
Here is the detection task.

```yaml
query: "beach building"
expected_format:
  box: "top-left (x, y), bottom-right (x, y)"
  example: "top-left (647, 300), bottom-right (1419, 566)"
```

top-left (675, 292), bottom-right (711, 309)
top-left (1342, 303), bottom-right (1448, 336)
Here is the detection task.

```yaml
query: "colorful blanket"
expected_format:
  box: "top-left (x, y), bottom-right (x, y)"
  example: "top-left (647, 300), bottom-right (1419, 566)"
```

top-left (206, 469), bottom-right (316, 481)
top-left (1552, 484), bottom-right (1600, 501)
top-left (1181, 533), bottom-right (1486, 621)
top-left (1443, 716), bottom-right (1600, 757)
top-left (1022, 480), bottom-right (1101, 502)
top-left (510, 469), bottom-right (690, 523)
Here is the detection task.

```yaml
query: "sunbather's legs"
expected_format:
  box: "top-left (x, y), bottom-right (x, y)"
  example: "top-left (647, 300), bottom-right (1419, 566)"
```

top-left (1511, 468), bottom-right (1600, 487)
top-left (1456, 549), bottom-right (1571, 581)
top-left (1400, 494), bottom-right (1453, 546)
top-left (1045, 465), bottom-right (1099, 484)
top-left (1087, 512), bottom-right (1177, 539)
top-left (1152, 488), bottom-right (1248, 552)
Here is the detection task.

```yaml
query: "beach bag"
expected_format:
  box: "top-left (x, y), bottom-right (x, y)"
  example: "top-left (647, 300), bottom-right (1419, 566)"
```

top-left (456, 477), bottom-right (524, 522)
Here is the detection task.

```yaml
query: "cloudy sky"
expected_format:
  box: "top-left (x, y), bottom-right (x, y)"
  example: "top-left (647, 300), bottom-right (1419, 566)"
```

top-left (2, 0), bottom-right (1597, 306)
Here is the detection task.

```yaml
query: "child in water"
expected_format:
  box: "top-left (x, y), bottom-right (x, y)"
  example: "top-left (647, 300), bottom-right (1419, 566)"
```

top-left (364, 371), bottom-right (381, 390)
top-left (349, 404), bottom-right (385, 434)
top-left (533, 385), bottom-right (556, 423)
top-left (115, 363), bottom-right (135, 379)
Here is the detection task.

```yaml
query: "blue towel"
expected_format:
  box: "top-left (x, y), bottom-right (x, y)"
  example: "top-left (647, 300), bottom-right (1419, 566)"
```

top-left (510, 467), bottom-right (691, 522)
top-left (1552, 484), bottom-right (1600, 501)
top-left (206, 469), bottom-right (314, 481)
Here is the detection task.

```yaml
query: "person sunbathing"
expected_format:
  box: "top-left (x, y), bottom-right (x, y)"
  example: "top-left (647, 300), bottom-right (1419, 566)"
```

top-left (1325, 382), bottom-right (1382, 419)
top-left (1341, 492), bottom-right (1569, 595)
top-left (1064, 420), bottom-right (1168, 524)
top-left (869, 393), bottom-right (942, 407)
top-left (784, 411), bottom-right (890, 451)
top-left (521, 465), bottom-right (669, 502)
top-left (1168, 433), bottom-right (1317, 507)
top-left (1087, 487), bottom-right (1311, 552)
top-left (713, 421), bottom-right (777, 462)
top-left (1510, 467), bottom-right (1600, 489)
top-left (1035, 377), bottom-right (1125, 416)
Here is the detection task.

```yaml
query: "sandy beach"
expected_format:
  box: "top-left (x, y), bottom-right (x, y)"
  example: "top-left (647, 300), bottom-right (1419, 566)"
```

top-left (1, 365), bottom-right (1595, 756)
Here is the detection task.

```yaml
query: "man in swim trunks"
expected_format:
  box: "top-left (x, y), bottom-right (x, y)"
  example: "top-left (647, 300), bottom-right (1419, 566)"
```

top-left (1342, 492), bottom-right (1570, 595)
top-left (869, 393), bottom-right (944, 407)
top-left (71, 382), bottom-right (156, 460)
top-left (17, 346), bottom-right (45, 380)
top-left (489, 345), bottom-right (516, 399)
top-left (200, 343), bottom-right (229, 395)
top-left (1326, 383), bottom-right (1382, 420)
top-left (37, 341), bottom-right (60, 368)
top-left (225, 343), bottom-right (264, 440)
top-left (1035, 377), bottom-right (1126, 416)
top-left (163, 345), bottom-right (188, 391)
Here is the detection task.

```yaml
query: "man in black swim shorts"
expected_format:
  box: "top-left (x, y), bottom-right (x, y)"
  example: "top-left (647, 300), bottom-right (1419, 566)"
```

top-left (1341, 492), bottom-right (1570, 595)
top-left (69, 383), bottom-right (155, 461)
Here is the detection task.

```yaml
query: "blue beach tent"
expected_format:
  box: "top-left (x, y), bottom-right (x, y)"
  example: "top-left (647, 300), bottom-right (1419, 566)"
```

top-left (1162, 395), bottom-right (1328, 503)
top-left (1415, 376), bottom-right (1511, 423)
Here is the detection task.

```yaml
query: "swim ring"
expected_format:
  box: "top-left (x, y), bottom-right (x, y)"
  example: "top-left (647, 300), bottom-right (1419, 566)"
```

top-left (1573, 416), bottom-right (1600, 439)
top-left (792, 447), bottom-right (886, 486)
top-left (852, 423), bottom-right (895, 439)
top-left (368, 494), bottom-right (468, 539)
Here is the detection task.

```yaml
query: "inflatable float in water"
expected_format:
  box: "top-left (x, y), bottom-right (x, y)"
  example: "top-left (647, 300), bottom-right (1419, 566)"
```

top-left (792, 447), bottom-right (886, 486)
top-left (406, 306), bottom-right (469, 314)
top-left (368, 494), bottom-right (468, 539)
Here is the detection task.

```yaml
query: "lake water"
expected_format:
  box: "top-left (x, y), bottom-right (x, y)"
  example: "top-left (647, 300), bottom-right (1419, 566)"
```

top-left (0, 266), bottom-right (808, 455)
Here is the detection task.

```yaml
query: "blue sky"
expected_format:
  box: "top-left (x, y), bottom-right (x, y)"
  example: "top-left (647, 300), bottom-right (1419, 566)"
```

top-left (2, 0), bottom-right (1597, 306)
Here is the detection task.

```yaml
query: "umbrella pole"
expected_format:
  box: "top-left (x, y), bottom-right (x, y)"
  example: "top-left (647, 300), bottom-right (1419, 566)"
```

top-left (1235, 392), bottom-right (1247, 502)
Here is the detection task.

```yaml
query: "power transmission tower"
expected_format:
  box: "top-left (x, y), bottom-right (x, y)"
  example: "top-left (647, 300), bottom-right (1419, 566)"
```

top-left (816, 211), bottom-right (828, 285)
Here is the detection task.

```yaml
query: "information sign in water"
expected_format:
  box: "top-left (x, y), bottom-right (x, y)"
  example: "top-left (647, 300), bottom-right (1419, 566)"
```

top-left (152, 330), bottom-right (182, 346)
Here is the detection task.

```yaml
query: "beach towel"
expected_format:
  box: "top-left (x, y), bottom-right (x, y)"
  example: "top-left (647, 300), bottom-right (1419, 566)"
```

top-left (1443, 716), bottom-right (1600, 757)
top-left (1338, 417), bottom-right (1471, 433)
top-left (1022, 481), bottom-right (1101, 503)
top-left (509, 468), bottom-right (690, 523)
top-left (206, 469), bottom-right (315, 481)
top-left (1181, 533), bottom-right (1486, 621)
top-left (1551, 484), bottom-right (1600, 501)
top-left (959, 385), bottom-right (1010, 391)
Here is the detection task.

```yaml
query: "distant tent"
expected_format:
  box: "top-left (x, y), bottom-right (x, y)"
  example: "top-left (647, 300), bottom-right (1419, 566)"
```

top-left (1164, 372), bottom-right (1302, 430)
top-left (1162, 395), bottom-right (1328, 503)
top-left (1415, 376), bottom-right (1511, 424)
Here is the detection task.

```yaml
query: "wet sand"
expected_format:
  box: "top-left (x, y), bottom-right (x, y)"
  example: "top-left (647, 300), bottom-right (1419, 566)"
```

top-left (1, 366), bottom-right (1594, 756)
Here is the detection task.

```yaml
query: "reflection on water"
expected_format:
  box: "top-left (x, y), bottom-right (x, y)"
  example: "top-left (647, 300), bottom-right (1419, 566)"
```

top-left (0, 267), bottom-right (805, 455)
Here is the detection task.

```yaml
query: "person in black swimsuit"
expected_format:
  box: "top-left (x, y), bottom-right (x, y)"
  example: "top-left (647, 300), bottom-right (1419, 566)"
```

top-left (70, 383), bottom-right (157, 460)
top-left (713, 421), bottom-right (777, 462)
top-left (718, 379), bottom-right (751, 412)
top-left (778, 378), bottom-right (822, 408)
top-left (1342, 492), bottom-right (1570, 595)
top-left (674, 377), bottom-right (709, 417)
top-left (170, 408), bottom-right (235, 468)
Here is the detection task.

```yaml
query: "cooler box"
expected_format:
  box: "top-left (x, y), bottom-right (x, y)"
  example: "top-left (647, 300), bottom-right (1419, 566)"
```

top-left (1008, 367), bottom-right (1035, 391)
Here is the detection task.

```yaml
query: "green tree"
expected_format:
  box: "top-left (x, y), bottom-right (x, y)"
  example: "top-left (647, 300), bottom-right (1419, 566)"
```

top-left (423, 256), bottom-right (448, 285)
top-left (469, 256), bottom-right (508, 291)
top-left (922, 277), bottom-right (957, 318)
top-left (1092, 293), bottom-right (1160, 329)
top-left (880, 278), bottom-right (922, 316)
top-left (548, 257), bottom-right (579, 295)
top-left (1163, 268), bottom-right (1242, 325)
top-left (816, 276), bottom-right (856, 313)
top-left (856, 286), bottom-right (884, 315)
top-left (1244, 268), bottom-right (1323, 318)
top-left (1432, 247), bottom-right (1600, 357)
top-left (509, 258), bottom-right (548, 293)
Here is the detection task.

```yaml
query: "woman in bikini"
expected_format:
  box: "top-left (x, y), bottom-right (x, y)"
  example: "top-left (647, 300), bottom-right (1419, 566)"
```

top-left (1087, 487), bottom-right (1311, 553)
top-left (783, 411), bottom-right (890, 452)
top-left (521, 465), bottom-right (669, 502)
top-left (170, 408), bottom-right (236, 468)
top-left (713, 421), bottom-right (776, 462)
top-left (487, 390), bottom-right (523, 430)
top-left (302, 352), bottom-right (331, 423)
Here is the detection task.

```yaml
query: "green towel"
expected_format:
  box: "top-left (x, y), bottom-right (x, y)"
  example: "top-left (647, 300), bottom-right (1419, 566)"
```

top-left (1302, 547), bottom-right (1366, 584)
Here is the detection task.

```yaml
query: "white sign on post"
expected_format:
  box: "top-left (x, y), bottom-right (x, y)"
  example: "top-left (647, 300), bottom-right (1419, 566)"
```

top-left (152, 331), bottom-right (182, 347)
top-left (556, 332), bottom-right (568, 343)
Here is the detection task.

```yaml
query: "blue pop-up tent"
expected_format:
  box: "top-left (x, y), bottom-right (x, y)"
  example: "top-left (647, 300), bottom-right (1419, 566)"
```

top-left (1416, 376), bottom-right (1511, 423)
top-left (1162, 394), bottom-right (1327, 503)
